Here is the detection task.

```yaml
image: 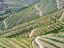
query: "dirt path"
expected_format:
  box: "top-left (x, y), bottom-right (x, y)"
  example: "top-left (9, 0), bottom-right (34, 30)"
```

top-left (3, 13), bottom-right (13, 29)
top-left (29, 28), bottom-right (37, 37)
top-left (29, 29), bottom-right (44, 48)
top-left (56, 0), bottom-right (61, 9)
top-left (35, 4), bottom-right (42, 16)
top-left (59, 12), bottom-right (64, 21)
top-left (35, 36), bottom-right (44, 48)
top-left (4, 18), bottom-right (8, 29)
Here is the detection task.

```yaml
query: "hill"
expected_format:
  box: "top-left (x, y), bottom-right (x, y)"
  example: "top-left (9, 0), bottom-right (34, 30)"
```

top-left (0, 0), bottom-right (59, 29)
top-left (0, 0), bottom-right (64, 48)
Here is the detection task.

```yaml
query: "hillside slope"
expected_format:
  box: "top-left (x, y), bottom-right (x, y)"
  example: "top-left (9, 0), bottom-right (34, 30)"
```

top-left (0, 0), bottom-right (61, 30)
top-left (0, 0), bottom-right (64, 48)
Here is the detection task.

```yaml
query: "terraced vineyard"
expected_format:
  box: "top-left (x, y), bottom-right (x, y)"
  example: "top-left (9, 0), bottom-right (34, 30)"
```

top-left (0, 0), bottom-right (63, 29)
top-left (39, 35), bottom-right (64, 48)
top-left (30, 22), bottom-right (64, 37)
top-left (0, 8), bottom-right (64, 37)
top-left (1, 4), bottom-right (40, 29)
top-left (0, 38), bottom-right (32, 48)
top-left (0, 0), bottom-right (64, 48)
top-left (36, 0), bottom-right (58, 15)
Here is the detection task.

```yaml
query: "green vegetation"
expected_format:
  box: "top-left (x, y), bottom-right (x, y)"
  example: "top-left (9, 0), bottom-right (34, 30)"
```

top-left (0, 38), bottom-right (32, 48)
top-left (0, 8), bottom-right (63, 37)
top-left (39, 35), bottom-right (64, 48)
top-left (0, 0), bottom-right (64, 48)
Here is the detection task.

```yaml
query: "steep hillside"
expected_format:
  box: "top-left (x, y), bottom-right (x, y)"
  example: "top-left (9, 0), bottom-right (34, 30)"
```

top-left (0, 8), bottom-right (64, 38)
top-left (0, 38), bottom-right (32, 48)
top-left (0, 0), bottom-right (62, 30)
top-left (36, 0), bottom-right (58, 15)
top-left (0, 0), bottom-right (64, 48)
top-left (37, 35), bottom-right (64, 48)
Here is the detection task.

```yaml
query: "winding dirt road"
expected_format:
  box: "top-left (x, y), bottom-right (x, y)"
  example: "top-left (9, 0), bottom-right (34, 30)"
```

top-left (29, 28), bottom-right (37, 37)
top-left (35, 36), bottom-right (44, 48)
top-left (3, 13), bottom-right (13, 29)
top-left (59, 12), bottom-right (64, 21)
top-left (56, 0), bottom-right (61, 9)
top-left (35, 4), bottom-right (42, 16)
top-left (4, 18), bottom-right (8, 29)
top-left (29, 29), bottom-right (44, 48)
